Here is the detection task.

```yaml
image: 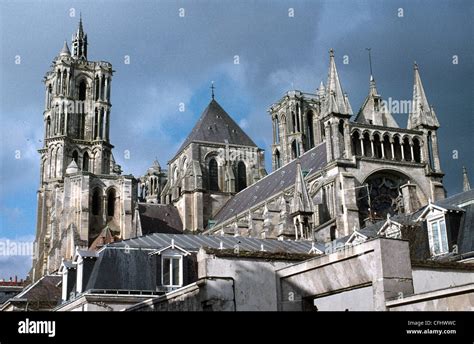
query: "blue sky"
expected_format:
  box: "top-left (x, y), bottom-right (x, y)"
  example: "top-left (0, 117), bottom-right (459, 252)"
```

top-left (0, 0), bottom-right (473, 279)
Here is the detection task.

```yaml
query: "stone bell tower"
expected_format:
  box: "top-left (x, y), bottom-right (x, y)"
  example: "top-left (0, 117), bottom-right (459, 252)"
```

top-left (32, 18), bottom-right (136, 282)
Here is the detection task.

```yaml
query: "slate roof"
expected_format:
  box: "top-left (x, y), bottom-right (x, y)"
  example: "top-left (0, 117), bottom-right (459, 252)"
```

top-left (137, 203), bottom-right (183, 235)
top-left (4, 275), bottom-right (61, 310)
top-left (86, 249), bottom-right (157, 292)
top-left (175, 99), bottom-right (257, 157)
top-left (435, 189), bottom-right (474, 209)
top-left (108, 232), bottom-right (323, 254)
top-left (212, 142), bottom-right (327, 225)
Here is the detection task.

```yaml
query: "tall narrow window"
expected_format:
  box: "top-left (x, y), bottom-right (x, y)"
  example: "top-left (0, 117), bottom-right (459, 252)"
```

top-left (46, 117), bottom-right (51, 138)
top-left (338, 120), bottom-right (345, 157)
top-left (209, 158), bottom-right (219, 191)
top-left (413, 138), bottom-right (421, 163)
top-left (107, 189), bottom-right (116, 217)
top-left (291, 112), bottom-right (297, 133)
top-left (236, 161), bottom-right (247, 192)
top-left (101, 77), bottom-right (106, 101)
top-left (307, 111), bottom-right (314, 148)
top-left (351, 131), bottom-right (361, 156)
top-left (94, 108), bottom-right (99, 139)
top-left (78, 80), bottom-right (87, 101)
top-left (72, 151), bottom-right (79, 164)
top-left (427, 132), bottom-right (434, 170)
top-left (91, 188), bottom-right (101, 216)
top-left (275, 117), bottom-right (280, 144)
top-left (83, 152), bottom-right (89, 172)
top-left (162, 256), bottom-right (182, 287)
top-left (291, 140), bottom-right (299, 159)
top-left (275, 149), bottom-right (281, 169)
top-left (403, 137), bottom-right (412, 161)
top-left (94, 76), bottom-right (99, 100)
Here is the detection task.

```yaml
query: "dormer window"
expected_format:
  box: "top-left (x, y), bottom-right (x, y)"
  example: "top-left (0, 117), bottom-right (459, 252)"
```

top-left (162, 255), bottom-right (182, 288)
top-left (428, 216), bottom-right (448, 255)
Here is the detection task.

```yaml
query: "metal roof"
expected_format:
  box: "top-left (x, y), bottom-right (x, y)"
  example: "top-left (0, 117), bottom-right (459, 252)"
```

top-left (108, 232), bottom-right (323, 254)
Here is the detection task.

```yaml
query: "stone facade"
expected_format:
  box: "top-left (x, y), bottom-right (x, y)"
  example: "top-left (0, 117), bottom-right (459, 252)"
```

top-left (208, 49), bottom-right (445, 241)
top-left (32, 23), bottom-right (447, 283)
top-left (32, 20), bottom-right (136, 282)
top-left (161, 99), bottom-right (266, 231)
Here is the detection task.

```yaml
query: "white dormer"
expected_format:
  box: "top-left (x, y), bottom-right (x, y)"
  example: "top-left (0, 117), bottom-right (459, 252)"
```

top-left (417, 203), bottom-right (460, 256)
top-left (377, 215), bottom-right (402, 239)
top-left (149, 239), bottom-right (191, 290)
top-left (345, 230), bottom-right (368, 247)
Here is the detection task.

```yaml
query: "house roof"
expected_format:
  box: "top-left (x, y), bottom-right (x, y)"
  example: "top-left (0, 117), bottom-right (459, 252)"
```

top-left (175, 99), bottom-right (257, 157)
top-left (137, 203), bottom-right (183, 235)
top-left (84, 233), bottom-right (323, 292)
top-left (5, 275), bottom-right (61, 310)
top-left (212, 141), bottom-right (327, 226)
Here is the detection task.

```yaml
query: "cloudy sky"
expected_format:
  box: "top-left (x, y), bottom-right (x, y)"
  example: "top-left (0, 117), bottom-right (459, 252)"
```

top-left (0, 0), bottom-right (472, 279)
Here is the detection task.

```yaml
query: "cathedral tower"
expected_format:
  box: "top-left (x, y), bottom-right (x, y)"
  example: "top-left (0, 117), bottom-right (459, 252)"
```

top-left (32, 19), bottom-right (136, 281)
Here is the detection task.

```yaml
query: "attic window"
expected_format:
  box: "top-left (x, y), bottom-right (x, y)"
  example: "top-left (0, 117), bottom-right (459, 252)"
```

top-left (427, 216), bottom-right (448, 256)
top-left (162, 255), bottom-right (182, 288)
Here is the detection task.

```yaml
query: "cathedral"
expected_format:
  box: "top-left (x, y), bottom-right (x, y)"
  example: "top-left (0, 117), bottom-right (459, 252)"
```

top-left (31, 20), bottom-right (446, 282)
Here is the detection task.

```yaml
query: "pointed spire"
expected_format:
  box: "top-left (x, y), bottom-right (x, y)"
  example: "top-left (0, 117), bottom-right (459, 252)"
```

top-left (72, 16), bottom-right (88, 60)
top-left (463, 166), bottom-right (471, 192)
top-left (354, 74), bottom-right (399, 127)
top-left (77, 13), bottom-right (84, 37)
top-left (322, 49), bottom-right (351, 116)
top-left (408, 62), bottom-right (440, 129)
top-left (317, 81), bottom-right (325, 99)
top-left (291, 160), bottom-right (313, 214)
top-left (59, 40), bottom-right (71, 56)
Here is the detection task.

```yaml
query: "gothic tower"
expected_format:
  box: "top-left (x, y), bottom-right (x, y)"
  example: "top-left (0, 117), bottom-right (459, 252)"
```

top-left (32, 19), bottom-right (136, 282)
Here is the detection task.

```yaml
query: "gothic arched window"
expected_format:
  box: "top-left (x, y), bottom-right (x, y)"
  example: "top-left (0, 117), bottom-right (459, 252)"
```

top-left (413, 138), bottom-right (422, 163)
top-left (72, 151), bottom-right (79, 164)
top-left (351, 131), bottom-right (361, 156)
top-left (373, 133), bottom-right (382, 159)
top-left (107, 189), bottom-right (116, 217)
top-left (91, 188), bottom-right (101, 216)
top-left (83, 152), bottom-right (90, 172)
top-left (236, 161), bottom-right (247, 192)
top-left (78, 80), bottom-right (87, 101)
top-left (403, 137), bottom-right (412, 161)
top-left (209, 158), bottom-right (219, 191)
top-left (275, 149), bottom-right (281, 169)
top-left (383, 135), bottom-right (391, 159)
top-left (291, 140), bottom-right (299, 159)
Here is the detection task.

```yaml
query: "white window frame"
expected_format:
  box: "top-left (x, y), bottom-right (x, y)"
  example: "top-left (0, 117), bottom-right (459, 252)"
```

top-left (161, 255), bottom-right (183, 288)
top-left (427, 215), bottom-right (449, 256)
